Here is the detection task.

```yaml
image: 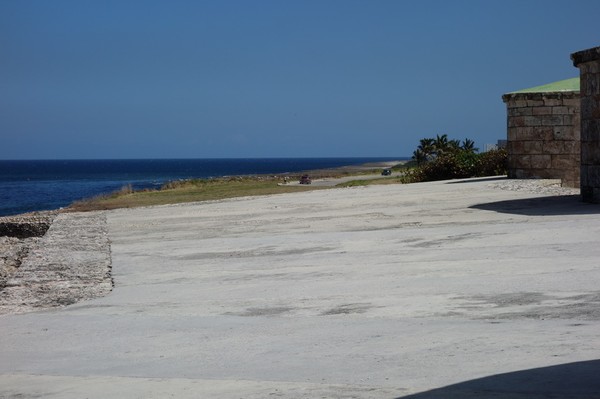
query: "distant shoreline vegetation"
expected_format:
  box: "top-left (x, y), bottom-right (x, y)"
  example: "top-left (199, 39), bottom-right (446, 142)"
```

top-left (0, 158), bottom-right (408, 216)
top-left (66, 142), bottom-right (508, 213)
top-left (68, 160), bottom-right (408, 212)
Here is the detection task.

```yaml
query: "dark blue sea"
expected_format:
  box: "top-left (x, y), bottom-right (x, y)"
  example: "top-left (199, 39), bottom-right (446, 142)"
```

top-left (0, 158), bottom-right (403, 216)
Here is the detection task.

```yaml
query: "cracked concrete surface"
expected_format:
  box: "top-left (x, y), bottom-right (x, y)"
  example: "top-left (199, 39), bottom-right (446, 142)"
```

top-left (1, 178), bottom-right (600, 398)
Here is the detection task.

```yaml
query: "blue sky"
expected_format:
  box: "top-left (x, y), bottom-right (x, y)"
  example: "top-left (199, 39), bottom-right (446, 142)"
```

top-left (1, 0), bottom-right (599, 159)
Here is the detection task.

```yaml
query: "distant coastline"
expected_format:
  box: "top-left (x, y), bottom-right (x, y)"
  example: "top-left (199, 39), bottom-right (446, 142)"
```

top-left (0, 157), bottom-right (408, 217)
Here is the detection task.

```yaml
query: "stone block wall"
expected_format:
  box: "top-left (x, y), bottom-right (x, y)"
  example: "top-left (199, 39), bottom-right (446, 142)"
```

top-left (502, 92), bottom-right (581, 188)
top-left (572, 46), bottom-right (600, 202)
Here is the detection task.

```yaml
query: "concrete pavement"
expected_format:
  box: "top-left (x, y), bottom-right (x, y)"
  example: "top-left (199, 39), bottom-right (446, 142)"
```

top-left (1, 177), bottom-right (600, 398)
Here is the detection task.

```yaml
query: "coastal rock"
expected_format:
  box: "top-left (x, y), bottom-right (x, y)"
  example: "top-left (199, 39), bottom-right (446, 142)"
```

top-left (0, 211), bottom-right (56, 292)
top-left (0, 211), bottom-right (112, 315)
top-left (0, 236), bottom-right (39, 290)
top-left (0, 211), bottom-right (57, 239)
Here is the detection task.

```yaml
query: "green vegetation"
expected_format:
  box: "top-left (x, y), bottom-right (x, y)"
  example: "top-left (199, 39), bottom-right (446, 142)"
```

top-left (335, 177), bottom-right (403, 188)
top-left (334, 162), bottom-right (409, 187)
top-left (68, 163), bottom-right (411, 211)
top-left (69, 176), bottom-right (325, 212)
top-left (66, 145), bottom-right (504, 213)
top-left (402, 134), bottom-right (507, 183)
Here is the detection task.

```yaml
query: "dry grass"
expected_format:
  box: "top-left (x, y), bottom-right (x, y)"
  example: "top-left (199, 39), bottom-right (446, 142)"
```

top-left (67, 162), bottom-right (409, 213)
top-left (68, 176), bottom-right (327, 212)
top-left (335, 177), bottom-right (405, 187)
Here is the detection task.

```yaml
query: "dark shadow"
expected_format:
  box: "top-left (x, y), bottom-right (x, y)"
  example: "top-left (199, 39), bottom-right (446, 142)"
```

top-left (396, 359), bottom-right (600, 399)
top-left (446, 176), bottom-right (509, 184)
top-left (470, 195), bottom-right (600, 216)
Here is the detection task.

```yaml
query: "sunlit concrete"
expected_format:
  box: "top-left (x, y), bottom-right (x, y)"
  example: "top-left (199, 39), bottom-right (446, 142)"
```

top-left (1, 178), bottom-right (599, 398)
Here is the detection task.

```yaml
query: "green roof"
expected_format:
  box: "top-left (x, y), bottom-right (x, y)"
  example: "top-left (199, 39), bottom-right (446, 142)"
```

top-left (509, 77), bottom-right (580, 94)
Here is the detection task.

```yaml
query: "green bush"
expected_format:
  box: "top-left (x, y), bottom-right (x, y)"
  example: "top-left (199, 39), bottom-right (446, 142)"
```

top-left (478, 148), bottom-right (508, 176)
top-left (401, 148), bottom-right (507, 183)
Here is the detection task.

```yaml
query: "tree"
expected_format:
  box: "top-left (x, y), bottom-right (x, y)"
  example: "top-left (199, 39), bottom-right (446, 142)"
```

top-left (448, 139), bottom-right (461, 154)
top-left (412, 149), bottom-right (427, 165)
top-left (418, 138), bottom-right (435, 153)
top-left (461, 138), bottom-right (478, 153)
top-left (411, 135), bottom-right (479, 165)
top-left (410, 138), bottom-right (435, 164)
top-left (433, 134), bottom-right (449, 156)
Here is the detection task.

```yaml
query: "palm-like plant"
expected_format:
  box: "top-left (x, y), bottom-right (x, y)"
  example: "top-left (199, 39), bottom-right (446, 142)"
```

top-left (461, 138), bottom-right (478, 153)
top-left (448, 139), bottom-right (461, 154)
top-left (434, 134), bottom-right (449, 154)
top-left (419, 138), bottom-right (435, 151)
top-left (417, 138), bottom-right (435, 159)
top-left (412, 135), bottom-right (478, 165)
top-left (412, 149), bottom-right (427, 165)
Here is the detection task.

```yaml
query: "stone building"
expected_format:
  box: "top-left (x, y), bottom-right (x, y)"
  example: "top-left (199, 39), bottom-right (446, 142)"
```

top-left (502, 78), bottom-right (581, 188)
top-left (572, 46), bottom-right (600, 203)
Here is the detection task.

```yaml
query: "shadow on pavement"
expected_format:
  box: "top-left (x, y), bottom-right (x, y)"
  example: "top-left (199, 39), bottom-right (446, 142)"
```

top-left (396, 359), bottom-right (600, 399)
top-left (470, 195), bottom-right (600, 216)
top-left (446, 176), bottom-right (508, 184)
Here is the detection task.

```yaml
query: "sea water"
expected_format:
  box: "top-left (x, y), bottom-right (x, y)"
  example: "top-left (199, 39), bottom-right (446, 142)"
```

top-left (0, 158), bottom-right (402, 216)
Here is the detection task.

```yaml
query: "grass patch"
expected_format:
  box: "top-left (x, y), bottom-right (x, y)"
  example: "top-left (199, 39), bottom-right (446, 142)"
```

top-left (68, 161), bottom-right (409, 213)
top-left (69, 176), bottom-right (326, 212)
top-left (336, 177), bottom-right (404, 188)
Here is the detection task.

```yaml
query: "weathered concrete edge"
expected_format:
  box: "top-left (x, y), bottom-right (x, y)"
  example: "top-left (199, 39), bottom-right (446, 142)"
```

top-left (0, 210), bottom-right (58, 239)
top-left (0, 373), bottom-right (410, 399)
top-left (0, 211), bottom-right (113, 316)
top-left (571, 46), bottom-right (600, 66)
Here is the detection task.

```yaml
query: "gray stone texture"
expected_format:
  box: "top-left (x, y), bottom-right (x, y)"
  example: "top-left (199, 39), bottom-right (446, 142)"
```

top-left (0, 211), bottom-right (56, 239)
top-left (502, 92), bottom-right (581, 188)
top-left (572, 46), bottom-right (600, 202)
top-left (0, 211), bottom-right (112, 315)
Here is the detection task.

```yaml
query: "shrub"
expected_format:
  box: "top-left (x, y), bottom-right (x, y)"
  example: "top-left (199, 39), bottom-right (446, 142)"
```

top-left (478, 148), bottom-right (508, 177)
top-left (402, 147), bottom-right (507, 183)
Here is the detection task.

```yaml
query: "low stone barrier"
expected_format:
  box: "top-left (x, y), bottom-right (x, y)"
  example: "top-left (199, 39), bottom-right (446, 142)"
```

top-left (0, 212), bottom-right (57, 239)
top-left (0, 211), bottom-right (112, 315)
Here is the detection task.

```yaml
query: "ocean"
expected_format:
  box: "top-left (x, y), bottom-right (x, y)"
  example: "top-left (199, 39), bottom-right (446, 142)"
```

top-left (0, 158), bottom-right (403, 217)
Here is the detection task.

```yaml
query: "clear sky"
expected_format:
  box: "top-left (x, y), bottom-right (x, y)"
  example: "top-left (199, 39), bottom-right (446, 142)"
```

top-left (1, 0), bottom-right (599, 160)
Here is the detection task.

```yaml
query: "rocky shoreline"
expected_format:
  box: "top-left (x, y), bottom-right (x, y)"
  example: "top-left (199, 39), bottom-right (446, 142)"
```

top-left (0, 211), bottom-right (57, 239)
top-left (0, 211), bottom-right (58, 292)
top-left (0, 211), bottom-right (112, 315)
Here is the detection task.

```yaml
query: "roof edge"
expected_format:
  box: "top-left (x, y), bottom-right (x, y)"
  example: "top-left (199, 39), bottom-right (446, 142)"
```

top-left (502, 91), bottom-right (580, 102)
top-left (503, 77), bottom-right (580, 96)
top-left (571, 46), bottom-right (600, 66)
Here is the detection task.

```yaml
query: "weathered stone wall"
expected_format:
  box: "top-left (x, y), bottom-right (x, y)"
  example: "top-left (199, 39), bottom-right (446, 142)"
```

top-left (502, 92), bottom-right (581, 188)
top-left (572, 46), bottom-right (600, 202)
top-left (0, 211), bottom-right (112, 315)
top-left (0, 214), bottom-right (54, 239)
